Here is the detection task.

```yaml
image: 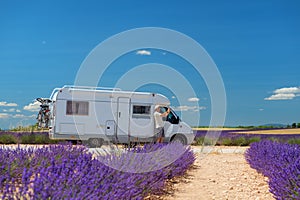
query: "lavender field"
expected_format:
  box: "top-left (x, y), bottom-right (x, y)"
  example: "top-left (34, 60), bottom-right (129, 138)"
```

top-left (1, 129), bottom-right (300, 199)
top-left (246, 141), bottom-right (300, 199)
top-left (1, 128), bottom-right (300, 146)
top-left (194, 129), bottom-right (300, 146)
top-left (0, 143), bottom-right (195, 199)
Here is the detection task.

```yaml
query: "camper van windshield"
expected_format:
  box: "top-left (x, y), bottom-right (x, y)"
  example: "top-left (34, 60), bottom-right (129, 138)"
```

top-left (161, 107), bottom-right (180, 124)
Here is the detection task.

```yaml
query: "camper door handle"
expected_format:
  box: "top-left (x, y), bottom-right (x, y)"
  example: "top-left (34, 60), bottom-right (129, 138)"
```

top-left (119, 112), bottom-right (121, 118)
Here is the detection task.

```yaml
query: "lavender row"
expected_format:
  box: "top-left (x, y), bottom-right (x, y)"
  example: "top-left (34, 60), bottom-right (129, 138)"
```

top-left (245, 141), bottom-right (300, 199)
top-left (0, 143), bottom-right (195, 199)
top-left (194, 130), bottom-right (300, 145)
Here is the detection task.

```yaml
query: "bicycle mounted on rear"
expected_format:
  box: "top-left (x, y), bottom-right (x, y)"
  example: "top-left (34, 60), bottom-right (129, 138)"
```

top-left (36, 98), bottom-right (52, 128)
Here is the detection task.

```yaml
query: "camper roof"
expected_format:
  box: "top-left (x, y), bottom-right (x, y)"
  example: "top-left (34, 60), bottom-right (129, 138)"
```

top-left (50, 85), bottom-right (170, 105)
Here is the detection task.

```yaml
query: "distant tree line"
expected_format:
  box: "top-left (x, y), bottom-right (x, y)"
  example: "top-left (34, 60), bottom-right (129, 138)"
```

top-left (237, 123), bottom-right (300, 129)
top-left (288, 123), bottom-right (300, 129)
top-left (0, 123), bottom-right (48, 132)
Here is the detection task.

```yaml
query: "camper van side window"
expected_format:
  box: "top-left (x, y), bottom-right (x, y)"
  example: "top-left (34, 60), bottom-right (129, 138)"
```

top-left (132, 105), bottom-right (150, 118)
top-left (66, 101), bottom-right (89, 116)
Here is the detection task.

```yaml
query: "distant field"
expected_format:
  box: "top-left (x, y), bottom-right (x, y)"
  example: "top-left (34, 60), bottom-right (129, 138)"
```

top-left (234, 128), bottom-right (300, 135)
top-left (192, 128), bottom-right (247, 131)
top-left (192, 128), bottom-right (300, 135)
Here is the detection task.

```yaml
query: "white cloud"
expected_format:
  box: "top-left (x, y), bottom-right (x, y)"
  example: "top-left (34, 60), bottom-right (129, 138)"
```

top-left (0, 113), bottom-right (36, 119)
top-left (12, 114), bottom-right (36, 119)
top-left (3, 108), bottom-right (22, 113)
top-left (173, 105), bottom-right (206, 112)
top-left (274, 87), bottom-right (300, 94)
top-left (259, 108), bottom-right (264, 111)
top-left (198, 106), bottom-right (206, 110)
top-left (0, 113), bottom-right (9, 118)
top-left (0, 113), bottom-right (10, 119)
top-left (136, 50), bottom-right (151, 56)
top-left (265, 86), bottom-right (300, 100)
top-left (29, 114), bottom-right (36, 118)
top-left (171, 96), bottom-right (176, 99)
top-left (265, 93), bottom-right (295, 100)
top-left (175, 106), bottom-right (195, 111)
top-left (3, 108), bottom-right (16, 112)
top-left (188, 97), bottom-right (200, 102)
top-left (23, 101), bottom-right (41, 112)
top-left (0, 101), bottom-right (18, 107)
top-left (12, 114), bottom-right (26, 118)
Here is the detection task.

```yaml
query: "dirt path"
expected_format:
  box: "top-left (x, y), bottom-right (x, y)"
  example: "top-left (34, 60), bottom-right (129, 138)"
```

top-left (164, 146), bottom-right (274, 200)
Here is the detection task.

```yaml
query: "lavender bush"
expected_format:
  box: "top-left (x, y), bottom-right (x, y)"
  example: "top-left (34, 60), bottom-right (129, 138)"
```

top-left (245, 140), bottom-right (300, 199)
top-left (194, 130), bottom-right (300, 146)
top-left (0, 143), bottom-right (195, 199)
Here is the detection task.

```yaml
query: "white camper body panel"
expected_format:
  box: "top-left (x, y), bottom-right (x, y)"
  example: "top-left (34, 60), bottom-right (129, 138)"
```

top-left (48, 86), bottom-right (194, 145)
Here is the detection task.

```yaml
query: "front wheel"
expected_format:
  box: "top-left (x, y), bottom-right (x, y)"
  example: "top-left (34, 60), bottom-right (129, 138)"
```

top-left (171, 134), bottom-right (187, 145)
top-left (87, 138), bottom-right (104, 148)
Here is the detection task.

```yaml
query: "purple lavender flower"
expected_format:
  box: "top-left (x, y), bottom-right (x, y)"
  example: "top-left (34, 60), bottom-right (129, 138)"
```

top-left (246, 141), bottom-right (300, 199)
top-left (0, 143), bottom-right (195, 199)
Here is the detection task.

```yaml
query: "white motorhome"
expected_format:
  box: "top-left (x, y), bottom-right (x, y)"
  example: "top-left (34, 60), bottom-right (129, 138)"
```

top-left (41, 85), bottom-right (194, 147)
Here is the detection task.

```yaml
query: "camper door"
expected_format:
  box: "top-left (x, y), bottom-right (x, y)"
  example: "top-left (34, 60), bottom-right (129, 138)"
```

top-left (117, 97), bottom-right (130, 136)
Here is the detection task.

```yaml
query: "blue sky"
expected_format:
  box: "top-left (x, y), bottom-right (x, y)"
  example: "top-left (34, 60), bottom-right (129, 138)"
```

top-left (0, 0), bottom-right (299, 129)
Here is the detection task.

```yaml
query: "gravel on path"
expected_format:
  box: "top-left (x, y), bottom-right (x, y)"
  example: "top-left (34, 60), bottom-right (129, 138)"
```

top-left (163, 146), bottom-right (274, 200)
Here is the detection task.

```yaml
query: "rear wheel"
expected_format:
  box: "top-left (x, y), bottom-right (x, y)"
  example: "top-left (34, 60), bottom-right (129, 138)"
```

top-left (172, 134), bottom-right (187, 145)
top-left (88, 138), bottom-right (104, 148)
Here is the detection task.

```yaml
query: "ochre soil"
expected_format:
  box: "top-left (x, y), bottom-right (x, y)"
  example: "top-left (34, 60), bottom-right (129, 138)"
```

top-left (162, 146), bottom-right (274, 200)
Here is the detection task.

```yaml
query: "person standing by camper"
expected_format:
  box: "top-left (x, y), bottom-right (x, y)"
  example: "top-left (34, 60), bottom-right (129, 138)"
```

top-left (154, 105), bottom-right (170, 143)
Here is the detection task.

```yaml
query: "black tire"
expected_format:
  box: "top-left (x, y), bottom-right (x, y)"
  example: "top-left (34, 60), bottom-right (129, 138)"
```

top-left (66, 140), bottom-right (78, 145)
top-left (172, 134), bottom-right (187, 145)
top-left (88, 138), bottom-right (103, 148)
